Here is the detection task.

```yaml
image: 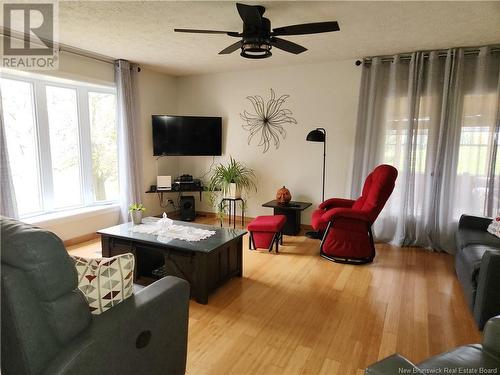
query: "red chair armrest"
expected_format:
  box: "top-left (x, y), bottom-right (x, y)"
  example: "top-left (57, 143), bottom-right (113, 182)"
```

top-left (321, 208), bottom-right (371, 224)
top-left (319, 198), bottom-right (355, 210)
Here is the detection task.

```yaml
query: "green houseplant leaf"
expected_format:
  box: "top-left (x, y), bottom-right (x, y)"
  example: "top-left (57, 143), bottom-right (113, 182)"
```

top-left (208, 157), bottom-right (257, 197)
top-left (128, 203), bottom-right (146, 212)
top-left (207, 157), bottom-right (257, 216)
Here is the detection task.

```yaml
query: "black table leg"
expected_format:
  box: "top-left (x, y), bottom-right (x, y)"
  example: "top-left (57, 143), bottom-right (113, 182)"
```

top-left (233, 200), bottom-right (236, 229)
top-left (194, 253), bottom-right (209, 304)
top-left (220, 201), bottom-right (223, 227)
top-left (220, 198), bottom-right (245, 229)
top-left (236, 237), bottom-right (243, 277)
top-left (274, 208), bottom-right (302, 235)
top-left (294, 211), bottom-right (301, 235)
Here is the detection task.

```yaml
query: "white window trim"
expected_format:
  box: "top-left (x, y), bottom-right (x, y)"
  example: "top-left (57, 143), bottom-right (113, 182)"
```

top-left (1, 70), bottom-right (118, 219)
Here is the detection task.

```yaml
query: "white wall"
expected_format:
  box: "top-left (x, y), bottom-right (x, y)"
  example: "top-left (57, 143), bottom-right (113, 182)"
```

top-left (136, 68), bottom-right (179, 217)
top-left (176, 59), bottom-right (361, 224)
top-left (25, 205), bottom-right (120, 242)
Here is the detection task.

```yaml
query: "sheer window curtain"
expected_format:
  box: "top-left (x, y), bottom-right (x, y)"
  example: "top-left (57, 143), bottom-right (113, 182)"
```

top-left (115, 59), bottom-right (142, 223)
top-left (0, 86), bottom-right (18, 219)
top-left (352, 46), bottom-right (500, 253)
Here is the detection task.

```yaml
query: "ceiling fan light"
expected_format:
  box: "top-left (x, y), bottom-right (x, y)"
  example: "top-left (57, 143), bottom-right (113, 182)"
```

top-left (240, 42), bottom-right (272, 59)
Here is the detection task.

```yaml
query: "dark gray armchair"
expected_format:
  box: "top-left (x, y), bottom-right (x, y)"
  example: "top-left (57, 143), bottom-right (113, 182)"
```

top-left (455, 214), bottom-right (500, 329)
top-left (1, 217), bottom-right (190, 375)
top-left (366, 315), bottom-right (500, 373)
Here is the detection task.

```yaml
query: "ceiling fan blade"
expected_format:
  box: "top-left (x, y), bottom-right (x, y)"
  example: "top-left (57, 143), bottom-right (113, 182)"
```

top-left (174, 28), bottom-right (236, 35)
top-left (219, 41), bottom-right (243, 55)
top-left (270, 37), bottom-right (307, 54)
top-left (272, 21), bottom-right (340, 36)
top-left (236, 3), bottom-right (262, 27)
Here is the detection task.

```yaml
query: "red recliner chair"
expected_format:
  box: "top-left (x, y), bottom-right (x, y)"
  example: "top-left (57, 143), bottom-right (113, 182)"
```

top-left (311, 164), bottom-right (398, 264)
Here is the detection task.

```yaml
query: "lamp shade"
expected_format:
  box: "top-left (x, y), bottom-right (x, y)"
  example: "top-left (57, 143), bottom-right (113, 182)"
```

top-left (306, 129), bottom-right (326, 142)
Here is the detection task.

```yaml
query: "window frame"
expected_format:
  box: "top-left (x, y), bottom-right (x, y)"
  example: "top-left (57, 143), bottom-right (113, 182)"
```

top-left (1, 71), bottom-right (118, 219)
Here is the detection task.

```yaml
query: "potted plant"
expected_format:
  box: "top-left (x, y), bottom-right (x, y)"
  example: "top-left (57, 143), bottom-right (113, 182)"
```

top-left (129, 203), bottom-right (146, 225)
top-left (208, 157), bottom-right (257, 217)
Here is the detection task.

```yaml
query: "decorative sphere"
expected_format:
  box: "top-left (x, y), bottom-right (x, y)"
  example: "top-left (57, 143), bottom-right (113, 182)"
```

top-left (276, 186), bottom-right (292, 205)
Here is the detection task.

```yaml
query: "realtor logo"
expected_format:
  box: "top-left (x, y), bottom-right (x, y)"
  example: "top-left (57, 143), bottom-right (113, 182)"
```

top-left (2, 1), bottom-right (59, 69)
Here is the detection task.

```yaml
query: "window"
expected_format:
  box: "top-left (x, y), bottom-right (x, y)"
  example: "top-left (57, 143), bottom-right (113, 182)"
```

top-left (381, 95), bottom-right (431, 217)
top-left (1, 72), bottom-right (118, 218)
top-left (381, 92), bottom-right (499, 220)
top-left (454, 93), bottom-right (499, 218)
top-left (383, 96), bottom-right (430, 174)
top-left (1, 78), bottom-right (42, 216)
top-left (88, 92), bottom-right (119, 202)
top-left (46, 85), bottom-right (83, 208)
top-left (457, 93), bottom-right (498, 175)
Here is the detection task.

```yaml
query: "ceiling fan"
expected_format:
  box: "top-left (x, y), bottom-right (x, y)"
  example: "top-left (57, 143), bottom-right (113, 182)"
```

top-left (174, 3), bottom-right (340, 59)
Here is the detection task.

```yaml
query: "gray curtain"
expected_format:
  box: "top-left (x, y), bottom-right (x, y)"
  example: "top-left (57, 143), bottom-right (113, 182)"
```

top-left (115, 59), bottom-right (142, 223)
top-left (352, 46), bottom-right (500, 253)
top-left (0, 86), bottom-right (18, 219)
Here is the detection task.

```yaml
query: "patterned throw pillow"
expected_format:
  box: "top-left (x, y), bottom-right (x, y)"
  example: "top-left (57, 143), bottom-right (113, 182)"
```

top-left (71, 253), bottom-right (135, 315)
top-left (487, 216), bottom-right (500, 238)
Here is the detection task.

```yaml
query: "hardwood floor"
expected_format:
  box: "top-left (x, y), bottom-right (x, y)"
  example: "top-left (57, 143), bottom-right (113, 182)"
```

top-left (67, 218), bottom-right (481, 374)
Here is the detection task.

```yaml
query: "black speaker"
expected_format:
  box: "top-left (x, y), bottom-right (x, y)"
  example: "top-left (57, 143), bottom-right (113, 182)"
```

top-left (180, 195), bottom-right (195, 221)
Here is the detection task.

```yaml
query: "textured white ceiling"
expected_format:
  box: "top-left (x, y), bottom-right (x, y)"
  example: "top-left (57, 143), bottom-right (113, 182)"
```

top-left (56, 1), bottom-right (500, 76)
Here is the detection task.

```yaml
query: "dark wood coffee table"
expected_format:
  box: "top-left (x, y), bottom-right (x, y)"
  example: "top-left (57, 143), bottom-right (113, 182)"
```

top-left (98, 221), bottom-right (246, 304)
top-left (262, 200), bottom-right (312, 235)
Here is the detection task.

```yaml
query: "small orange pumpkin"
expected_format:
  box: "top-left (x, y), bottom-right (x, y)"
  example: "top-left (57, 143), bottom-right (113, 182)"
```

top-left (276, 186), bottom-right (292, 205)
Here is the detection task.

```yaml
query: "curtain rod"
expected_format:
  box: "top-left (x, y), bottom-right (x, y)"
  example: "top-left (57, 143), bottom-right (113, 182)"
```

top-left (59, 47), bottom-right (115, 65)
top-left (0, 27), bottom-right (141, 71)
top-left (58, 48), bottom-right (141, 72)
top-left (356, 46), bottom-right (500, 66)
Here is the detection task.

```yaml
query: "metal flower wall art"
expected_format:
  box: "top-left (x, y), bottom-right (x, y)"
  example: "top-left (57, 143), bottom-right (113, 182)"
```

top-left (240, 89), bottom-right (297, 153)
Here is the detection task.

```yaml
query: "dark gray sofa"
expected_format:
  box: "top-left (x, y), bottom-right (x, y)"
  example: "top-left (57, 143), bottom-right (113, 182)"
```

top-left (1, 217), bottom-right (190, 375)
top-left (455, 214), bottom-right (500, 329)
top-left (365, 315), bottom-right (500, 373)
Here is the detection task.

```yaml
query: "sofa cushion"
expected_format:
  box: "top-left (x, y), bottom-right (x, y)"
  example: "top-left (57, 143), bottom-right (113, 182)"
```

top-left (456, 228), bottom-right (500, 251)
top-left (419, 344), bottom-right (500, 370)
top-left (456, 245), bottom-right (500, 309)
top-left (1, 217), bottom-right (79, 302)
top-left (72, 254), bottom-right (135, 315)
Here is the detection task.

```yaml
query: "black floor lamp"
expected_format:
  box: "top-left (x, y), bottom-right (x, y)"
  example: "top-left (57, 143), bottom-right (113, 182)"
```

top-left (305, 128), bottom-right (326, 239)
top-left (306, 128), bottom-right (326, 202)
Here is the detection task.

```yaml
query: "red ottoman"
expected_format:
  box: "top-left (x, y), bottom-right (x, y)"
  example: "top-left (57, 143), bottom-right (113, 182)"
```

top-left (247, 215), bottom-right (287, 252)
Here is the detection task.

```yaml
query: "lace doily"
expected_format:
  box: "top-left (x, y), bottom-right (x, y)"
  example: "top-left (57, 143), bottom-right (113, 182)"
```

top-left (129, 213), bottom-right (216, 242)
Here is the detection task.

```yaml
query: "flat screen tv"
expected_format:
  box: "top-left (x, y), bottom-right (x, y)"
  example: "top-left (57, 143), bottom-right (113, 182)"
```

top-left (152, 115), bottom-right (222, 156)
